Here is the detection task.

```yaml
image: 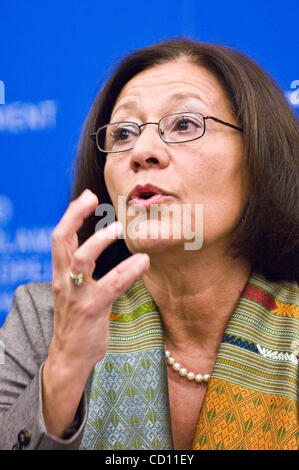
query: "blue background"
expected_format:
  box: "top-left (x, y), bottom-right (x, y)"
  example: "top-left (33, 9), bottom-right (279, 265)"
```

top-left (0, 0), bottom-right (298, 325)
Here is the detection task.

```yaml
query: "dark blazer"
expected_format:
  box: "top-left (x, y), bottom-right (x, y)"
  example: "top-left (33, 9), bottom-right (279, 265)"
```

top-left (0, 282), bottom-right (88, 450)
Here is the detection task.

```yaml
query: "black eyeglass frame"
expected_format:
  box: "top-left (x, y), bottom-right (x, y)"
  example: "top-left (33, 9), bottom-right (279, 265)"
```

top-left (90, 112), bottom-right (243, 154)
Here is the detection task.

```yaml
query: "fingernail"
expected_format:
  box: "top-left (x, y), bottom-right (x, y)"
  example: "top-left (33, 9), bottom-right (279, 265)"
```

top-left (81, 189), bottom-right (94, 201)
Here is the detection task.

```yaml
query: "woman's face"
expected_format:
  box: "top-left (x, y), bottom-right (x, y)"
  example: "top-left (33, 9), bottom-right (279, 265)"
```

top-left (104, 59), bottom-right (247, 255)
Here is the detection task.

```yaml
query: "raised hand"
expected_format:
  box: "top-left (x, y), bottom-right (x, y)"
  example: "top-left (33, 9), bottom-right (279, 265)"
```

top-left (42, 190), bottom-right (150, 437)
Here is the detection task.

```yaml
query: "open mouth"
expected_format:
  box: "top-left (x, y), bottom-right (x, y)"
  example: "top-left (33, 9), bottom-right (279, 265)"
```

top-left (138, 191), bottom-right (157, 200)
top-left (128, 184), bottom-right (171, 206)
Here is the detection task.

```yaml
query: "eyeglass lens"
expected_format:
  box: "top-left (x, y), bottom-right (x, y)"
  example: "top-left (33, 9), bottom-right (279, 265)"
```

top-left (97, 113), bottom-right (205, 153)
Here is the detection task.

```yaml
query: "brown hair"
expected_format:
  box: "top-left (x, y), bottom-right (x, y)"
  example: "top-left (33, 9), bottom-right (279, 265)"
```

top-left (71, 38), bottom-right (299, 282)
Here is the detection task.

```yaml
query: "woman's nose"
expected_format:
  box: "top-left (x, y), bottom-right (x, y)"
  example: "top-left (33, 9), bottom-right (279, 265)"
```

top-left (129, 125), bottom-right (170, 172)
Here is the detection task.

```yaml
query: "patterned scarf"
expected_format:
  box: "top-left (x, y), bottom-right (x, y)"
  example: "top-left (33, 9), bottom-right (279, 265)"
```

top-left (80, 272), bottom-right (298, 450)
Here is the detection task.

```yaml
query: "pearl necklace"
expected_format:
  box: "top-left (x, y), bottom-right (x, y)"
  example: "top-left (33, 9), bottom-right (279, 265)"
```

top-left (165, 350), bottom-right (211, 383)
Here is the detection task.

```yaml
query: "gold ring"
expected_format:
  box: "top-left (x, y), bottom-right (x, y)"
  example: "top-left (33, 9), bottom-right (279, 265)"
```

top-left (69, 271), bottom-right (85, 286)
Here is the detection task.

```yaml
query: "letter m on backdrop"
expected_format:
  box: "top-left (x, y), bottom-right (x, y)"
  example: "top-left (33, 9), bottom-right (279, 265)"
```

top-left (0, 81), bottom-right (5, 104)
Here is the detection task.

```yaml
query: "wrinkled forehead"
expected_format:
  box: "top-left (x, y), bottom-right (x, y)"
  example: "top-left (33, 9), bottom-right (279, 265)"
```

top-left (111, 60), bottom-right (233, 120)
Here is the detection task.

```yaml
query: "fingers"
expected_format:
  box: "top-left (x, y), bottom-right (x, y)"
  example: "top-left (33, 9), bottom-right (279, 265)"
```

top-left (52, 190), bottom-right (99, 272)
top-left (52, 189), bottom-right (150, 312)
top-left (70, 221), bottom-right (124, 278)
top-left (58, 190), bottom-right (99, 240)
top-left (96, 253), bottom-right (150, 307)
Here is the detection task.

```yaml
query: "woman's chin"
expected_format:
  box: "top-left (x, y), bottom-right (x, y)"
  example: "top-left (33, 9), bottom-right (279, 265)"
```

top-left (122, 219), bottom-right (203, 254)
top-left (124, 233), bottom-right (183, 255)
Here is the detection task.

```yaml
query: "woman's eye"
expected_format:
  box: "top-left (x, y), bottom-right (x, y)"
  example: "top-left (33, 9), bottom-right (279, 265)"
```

top-left (112, 128), bottom-right (131, 141)
top-left (173, 117), bottom-right (200, 132)
top-left (176, 120), bottom-right (190, 131)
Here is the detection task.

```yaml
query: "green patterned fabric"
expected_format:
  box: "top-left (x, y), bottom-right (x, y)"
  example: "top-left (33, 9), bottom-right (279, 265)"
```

top-left (80, 278), bottom-right (173, 450)
top-left (80, 273), bottom-right (298, 450)
top-left (213, 273), bottom-right (298, 399)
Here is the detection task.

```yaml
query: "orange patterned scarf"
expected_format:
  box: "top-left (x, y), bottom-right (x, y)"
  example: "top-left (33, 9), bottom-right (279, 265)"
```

top-left (192, 274), bottom-right (298, 450)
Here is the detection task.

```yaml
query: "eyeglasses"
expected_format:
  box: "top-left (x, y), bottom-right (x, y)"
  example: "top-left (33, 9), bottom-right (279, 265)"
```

top-left (90, 112), bottom-right (243, 154)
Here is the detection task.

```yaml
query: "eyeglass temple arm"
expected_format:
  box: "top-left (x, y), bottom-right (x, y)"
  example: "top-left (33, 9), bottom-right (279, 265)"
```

top-left (90, 132), bottom-right (97, 140)
top-left (205, 116), bottom-right (243, 132)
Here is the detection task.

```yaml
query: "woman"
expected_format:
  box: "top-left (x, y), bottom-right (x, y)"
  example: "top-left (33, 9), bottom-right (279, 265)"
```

top-left (0, 39), bottom-right (298, 450)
